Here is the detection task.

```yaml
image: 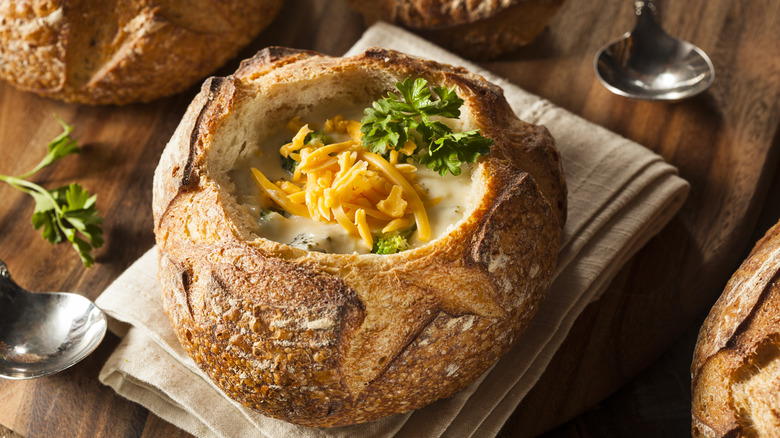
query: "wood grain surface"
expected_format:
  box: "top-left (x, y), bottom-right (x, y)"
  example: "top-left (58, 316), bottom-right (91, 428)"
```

top-left (0, 0), bottom-right (778, 437)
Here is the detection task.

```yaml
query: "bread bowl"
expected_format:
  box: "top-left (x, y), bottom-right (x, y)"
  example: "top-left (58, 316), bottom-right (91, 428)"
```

top-left (0, 0), bottom-right (282, 105)
top-left (152, 46), bottom-right (566, 426)
top-left (691, 219), bottom-right (780, 436)
top-left (344, 0), bottom-right (566, 59)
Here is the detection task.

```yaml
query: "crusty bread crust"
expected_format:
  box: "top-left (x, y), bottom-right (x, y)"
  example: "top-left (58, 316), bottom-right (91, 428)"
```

top-left (0, 0), bottom-right (282, 105)
top-left (344, 0), bottom-right (566, 59)
top-left (692, 220), bottom-right (780, 437)
top-left (153, 47), bottom-right (566, 426)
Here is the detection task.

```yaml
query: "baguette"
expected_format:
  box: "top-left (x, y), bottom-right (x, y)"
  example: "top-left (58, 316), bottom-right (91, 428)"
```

top-left (152, 46), bottom-right (566, 426)
top-left (0, 0), bottom-right (282, 105)
top-left (691, 219), bottom-right (780, 436)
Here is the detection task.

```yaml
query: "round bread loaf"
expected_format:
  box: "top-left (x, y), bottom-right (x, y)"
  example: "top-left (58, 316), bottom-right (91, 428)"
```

top-left (344, 0), bottom-right (566, 59)
top-left (0, 0), bottom-right (283, 105)
top-left (152, 46), bottom-right (566, 426)
top-left (691, 219), bottom-right (780, 436)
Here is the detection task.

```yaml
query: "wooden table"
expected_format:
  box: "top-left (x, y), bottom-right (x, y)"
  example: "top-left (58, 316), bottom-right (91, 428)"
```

top-left (1, 1), bottom-right (778, 437)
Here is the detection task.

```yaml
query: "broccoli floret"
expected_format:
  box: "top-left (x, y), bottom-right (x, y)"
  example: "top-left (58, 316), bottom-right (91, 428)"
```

top-left (372, 227), bottom-right (416, 255)
top-left (289, 233), bottom-right (327, 253)
top-left (280, 154), bottom-right (298, 174)
top-left (260, 208), bottom-right (289, 219)
top-left (280, 130), bottom-right (330, 174)
top-left (304, 131), bottom-right (331, 146)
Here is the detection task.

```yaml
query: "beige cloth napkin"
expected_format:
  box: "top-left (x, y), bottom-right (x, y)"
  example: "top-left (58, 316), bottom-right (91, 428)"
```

top-left (96, 22), bottom-right (689, 438)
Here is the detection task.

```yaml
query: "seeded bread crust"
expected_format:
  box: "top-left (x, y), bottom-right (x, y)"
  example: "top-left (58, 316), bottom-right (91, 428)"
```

top-left (0, 0), bottom-right (282, 105)
top-left (153, 47), bottom-right (566, 426)
top-left (692, 220), bottom-right (780, 437)
top-left (344, 0), bottom-right (566, 59)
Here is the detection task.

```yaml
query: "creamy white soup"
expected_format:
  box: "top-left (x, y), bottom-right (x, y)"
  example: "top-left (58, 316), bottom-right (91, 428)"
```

top-left (230, 104), bottom-right (475, 255)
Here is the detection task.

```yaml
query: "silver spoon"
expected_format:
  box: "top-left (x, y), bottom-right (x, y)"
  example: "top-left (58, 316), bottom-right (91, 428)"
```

top-left (0, 259), bottom-right (107, 379)
top-left (594, 0), bottom-right (714, 100)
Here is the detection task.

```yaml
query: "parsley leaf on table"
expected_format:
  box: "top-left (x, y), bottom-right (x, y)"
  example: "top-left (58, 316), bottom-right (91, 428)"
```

top-left (25, 115), bottom-right (80, 176)
top-left (0, 116), bottom-right (103, 267)
top-left (360, 77), bottom-right (492, 175)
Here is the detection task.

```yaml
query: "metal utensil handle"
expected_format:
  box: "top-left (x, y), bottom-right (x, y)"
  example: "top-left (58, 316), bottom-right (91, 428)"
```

top-left (0, 258), bottom-right (22, 316)
top-left (635, 0), bottom-right (657, 16)
top-left (0, 259), bottom-right (9, 280)
top-left (634, 0), bottom-right (658, 21)
top-left (633, 0), bottom-right (664, 34)
top-left (0, 259), bottom-right (23, 295)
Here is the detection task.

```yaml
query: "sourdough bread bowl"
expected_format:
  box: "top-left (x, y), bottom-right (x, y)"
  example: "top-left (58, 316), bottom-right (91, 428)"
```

top-left (0, 0), bottom-right (283, 105)
top-left (344, 0), bottom-right (566, 59)
top-left (152, 46), bottom-right (566, 426)
top-left (692, 219), bottom-right (780, 436)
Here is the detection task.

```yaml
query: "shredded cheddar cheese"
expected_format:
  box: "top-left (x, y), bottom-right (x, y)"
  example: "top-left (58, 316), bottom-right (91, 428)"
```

top-left (280, 124), bottom-right (313, 158)
top-left (251, 116), bottom-right (431, 250)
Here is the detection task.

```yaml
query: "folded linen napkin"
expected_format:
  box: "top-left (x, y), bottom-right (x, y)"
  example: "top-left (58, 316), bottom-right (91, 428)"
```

top-left (96, 22), bottom-right (689, 438)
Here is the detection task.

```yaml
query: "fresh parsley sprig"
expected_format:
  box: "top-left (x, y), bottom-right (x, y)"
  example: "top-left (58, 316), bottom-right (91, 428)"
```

top-left (360, 77), bottom-right (493, 176)
top-left (419, 130), bottom-right (494, 177)
top-left (0, 116), bottom-right (104, 267)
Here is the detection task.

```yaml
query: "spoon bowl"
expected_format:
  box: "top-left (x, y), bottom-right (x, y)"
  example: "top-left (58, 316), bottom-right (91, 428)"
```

top-left (0, 260), bottom-right (107, 379)
top-left (595, 1), bottom-right (714, 100)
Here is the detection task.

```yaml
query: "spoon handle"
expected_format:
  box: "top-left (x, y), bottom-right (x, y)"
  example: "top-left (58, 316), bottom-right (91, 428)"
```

top-left (633, 0), bottom-right (665, 36)
top-left (0, 259), bottom-right (22, 323)
top-left (635, 0), bottom-right (657, 16)
top-left (0, 259), bottom-right (24, 297)
top-left (0, 259), bottom-right (10, 281)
